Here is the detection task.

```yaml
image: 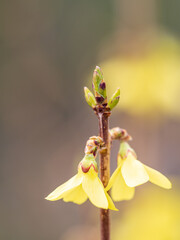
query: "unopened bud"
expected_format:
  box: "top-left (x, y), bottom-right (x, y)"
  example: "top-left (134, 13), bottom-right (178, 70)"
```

top-left (85, 136), bottom-right (105, 156)
top-left (110, 127), bottom-right (132, 141)
top-left (89, 136), bottom-right (104, 148)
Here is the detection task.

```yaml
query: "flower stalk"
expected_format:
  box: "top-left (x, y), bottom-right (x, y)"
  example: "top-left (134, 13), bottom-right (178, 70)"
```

top-left (98, 111), bottom-right (111, 240)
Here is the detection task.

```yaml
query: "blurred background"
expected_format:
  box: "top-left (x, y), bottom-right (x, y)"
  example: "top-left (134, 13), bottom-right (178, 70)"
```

top-left (1, 0), bottom-right (180, 239)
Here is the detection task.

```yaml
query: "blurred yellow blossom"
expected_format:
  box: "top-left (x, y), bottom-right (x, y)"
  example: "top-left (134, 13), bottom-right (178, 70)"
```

top-left (112, 183), bottom-right (180, 240)
top-left (100, 35), bottom-right (180, 117)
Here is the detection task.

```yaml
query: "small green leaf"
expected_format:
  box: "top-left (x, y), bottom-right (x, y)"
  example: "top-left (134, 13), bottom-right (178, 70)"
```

top-left (84, 87), bottom-right (96, 108)
top-left (108, 88), bottom-right (120, 110)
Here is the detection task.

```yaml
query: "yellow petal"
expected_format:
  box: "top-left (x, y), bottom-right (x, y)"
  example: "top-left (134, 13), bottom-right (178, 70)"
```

top-left (111, 170), bottom-right (135, 201)
top-left (143, 164), bottom-right (172, 189)
top-left (105, 192), bottom-right (118, 211)
top-left (121, 153), bottom-right (149, 187)
top-left (106, 165), bottom-right (121, 191)
top-left (82, 168), bottom-right (108, 209)
top-left (63, 185), bottom-right (88, 204)
top-left (45, 173), bottom-right (83, 201)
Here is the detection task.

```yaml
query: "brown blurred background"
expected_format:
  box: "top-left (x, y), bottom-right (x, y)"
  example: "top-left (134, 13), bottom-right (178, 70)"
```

top-left (1, 0), bottom-right (180, 239)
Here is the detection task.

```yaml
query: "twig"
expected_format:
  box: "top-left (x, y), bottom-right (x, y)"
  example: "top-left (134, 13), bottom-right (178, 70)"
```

top-left (96, 107), bottom-right (111, 240)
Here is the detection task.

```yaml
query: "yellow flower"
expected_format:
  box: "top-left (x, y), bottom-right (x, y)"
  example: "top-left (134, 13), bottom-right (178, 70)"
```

top-left (106, 142), bottom-right (172, 201)
top-left (45, 154), bottom-right (118, 210)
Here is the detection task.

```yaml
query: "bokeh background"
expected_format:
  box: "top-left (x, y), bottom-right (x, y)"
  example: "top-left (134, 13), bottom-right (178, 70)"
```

top-left (1, 0), bottom-right (180, 239)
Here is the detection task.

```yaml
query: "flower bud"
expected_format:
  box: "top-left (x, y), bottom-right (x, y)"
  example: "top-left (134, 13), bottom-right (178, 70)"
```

top-left (85, 136), bottom-right (104, 156)
top-left (84, 87), bottom-right (96, 108)
top-left (79, 154), bottom-right (98, 173)
top-left (108, 88), bottom-right (120, 110)
top-left (89, 136), bottom-right (104, 148)
top-left (110, 127), bottom-right (132, 141)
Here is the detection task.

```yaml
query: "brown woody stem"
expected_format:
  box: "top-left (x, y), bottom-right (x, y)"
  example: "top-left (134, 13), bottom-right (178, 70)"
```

top-left (96, 108), bottom-right (111, 240)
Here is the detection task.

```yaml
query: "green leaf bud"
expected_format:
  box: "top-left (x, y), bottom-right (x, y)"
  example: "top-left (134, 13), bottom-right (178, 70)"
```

top-left (93, 66), bottom-right (107, 105)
